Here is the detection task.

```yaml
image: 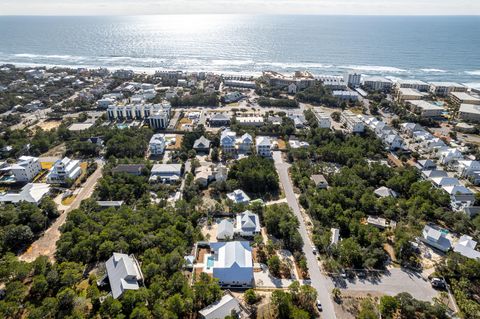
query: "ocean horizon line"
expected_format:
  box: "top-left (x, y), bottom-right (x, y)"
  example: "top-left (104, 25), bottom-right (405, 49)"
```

top-left (1, 14), bottom-right (480, 17)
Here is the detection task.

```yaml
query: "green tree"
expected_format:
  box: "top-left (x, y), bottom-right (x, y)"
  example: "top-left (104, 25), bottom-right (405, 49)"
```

top-left (379, 295), bottom-right (398, 319)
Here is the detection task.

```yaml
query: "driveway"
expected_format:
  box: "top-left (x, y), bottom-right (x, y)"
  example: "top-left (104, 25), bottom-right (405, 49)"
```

top-left (272, 151), bottom-right (337, 319)
top-left (19, 160), bottom-right (105, 262)
top-left (332, 268), bottom-right (438, 302)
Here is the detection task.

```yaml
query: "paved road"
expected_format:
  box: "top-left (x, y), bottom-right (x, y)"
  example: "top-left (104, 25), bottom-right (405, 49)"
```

top-left (334, 268), bottom-right (438, 302)
top-left (19, 160), bottom-right (104, 262)
top-left (272, 151), bottom-right (337, 319)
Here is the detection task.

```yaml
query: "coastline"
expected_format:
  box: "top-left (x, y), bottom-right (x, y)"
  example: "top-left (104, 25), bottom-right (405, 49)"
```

top-left (2, 60), bottom-right (480, 90)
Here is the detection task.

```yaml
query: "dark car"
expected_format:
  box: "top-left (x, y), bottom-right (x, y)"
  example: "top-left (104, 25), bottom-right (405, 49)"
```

top-left (431, 278), bottom-right (446, 289)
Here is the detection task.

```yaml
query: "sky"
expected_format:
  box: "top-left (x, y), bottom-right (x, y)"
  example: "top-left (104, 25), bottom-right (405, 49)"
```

top-left (1, 0), bottom-right (479, 16)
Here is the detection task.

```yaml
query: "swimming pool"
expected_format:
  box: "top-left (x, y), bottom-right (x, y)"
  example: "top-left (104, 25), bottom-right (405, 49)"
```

top-left (116, 123), bottom-right (128, 129)
top-left (206, 256), bottom-right (214, 269)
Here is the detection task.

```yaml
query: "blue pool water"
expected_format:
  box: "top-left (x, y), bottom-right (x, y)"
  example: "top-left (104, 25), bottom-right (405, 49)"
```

top-left (116, 123), bottom-right (128, 129)
top-left (206, 256), bottom-right (214, 269)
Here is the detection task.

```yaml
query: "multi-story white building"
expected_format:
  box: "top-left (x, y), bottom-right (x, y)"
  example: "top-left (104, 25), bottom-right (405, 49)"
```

top-left (363, 76), bottom-right (393, 91)
top-left (344, 71), bottom-right (362, 88)
top-left (459, 104), bottom-right (480, 122)
top-left (263, 71), bottom-right (315, 90)
top-left (3, 156), bottom-right (42, 182)
top-left (255, 136), bottom-right (272, 157)
top-left (406, 100), bottom-right (444, 118)
top-left (429, 82), bottom-right (467, 97)
top-left (395, 79), bottom-right (430, 92)
top-left (314, 110), bottom-right (331, 129)
top-left (107, 102), bottom-right (171, 129)
top-left (450, 92), bottom-right (480, 107)
top-left (397, 88), bottom-right (426, 102)
top-left (149, 134), bottom-right (166, 156)
top-left (46, 157), bottom-right (82, 184)
top-left (333, 90), bottom-right (359, 101)
top-left (317, 75), bottom-right (347, 90)
top-left (341, 111), bottom-right (364, 133)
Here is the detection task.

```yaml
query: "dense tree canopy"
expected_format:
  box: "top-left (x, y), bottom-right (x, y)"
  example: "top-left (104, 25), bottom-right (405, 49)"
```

top-left (228, 155), bottom-right (279, 197)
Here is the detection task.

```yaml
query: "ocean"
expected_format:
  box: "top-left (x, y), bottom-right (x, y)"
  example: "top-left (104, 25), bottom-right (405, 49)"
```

top-left (0, 15), bottom-right (479, 87)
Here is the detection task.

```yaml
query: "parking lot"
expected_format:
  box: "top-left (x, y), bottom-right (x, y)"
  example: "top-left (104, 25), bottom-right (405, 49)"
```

top-left (332, 268), bottom-right (438, 302)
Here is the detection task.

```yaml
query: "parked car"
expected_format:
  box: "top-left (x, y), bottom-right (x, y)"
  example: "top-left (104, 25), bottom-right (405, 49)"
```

top-left (431, 277), bottom-right (446, 289)
top-left (316, 300), bottom-right (322, 312)
top-left (312, 246), bottom-right (318, 255)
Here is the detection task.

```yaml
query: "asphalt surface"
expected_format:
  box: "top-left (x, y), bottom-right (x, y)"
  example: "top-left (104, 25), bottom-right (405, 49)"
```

top-left (335, 268), bottom-right (438, 302)
top-left (272, 151), bottom-right (337, 319)
top-left (19, 160), bottom-right (105, 262)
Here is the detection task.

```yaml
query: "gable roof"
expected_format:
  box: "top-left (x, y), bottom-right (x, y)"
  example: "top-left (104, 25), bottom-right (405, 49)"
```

top-left (210, 241), bottom-right (253, 269)
top-left (311, 174), bottom-right (328, 185)
top-left (239, 210), bottom-right (260, 232)
top-left (0, 183), bottom-right (50, 204)
top-left (374, 186), bottom-right (398, 198)
top-left (453, 235), bottom-right (480, 260)
top-left (105, 253), bottom-right (142, 299)
top-left (199, 292), bottom-right (245, 319)
top-left (193, 136), bottom-right (211, 149)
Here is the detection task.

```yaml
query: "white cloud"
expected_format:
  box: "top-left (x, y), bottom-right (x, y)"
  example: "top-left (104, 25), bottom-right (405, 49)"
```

top-left (1, 0), bottom-right (479, 15)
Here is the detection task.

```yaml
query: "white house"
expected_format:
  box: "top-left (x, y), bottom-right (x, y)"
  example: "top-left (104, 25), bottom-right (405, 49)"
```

top-left (149, 134), bottom-right (166, 156)
top-left (199, 291), bottom-right (248, 319)
top-left (215, 164), bottom-right (228, 183)
top-left (237, 133), bottom-right (253, 153)
top-left (235, 211), bottom-right (261, 237)
top-left (195, 165), bottom-right (215, 187)
top-left (400, 122), bottom-right (423, 137)
top-left (443, 185), bottom-right (475, 204)
top-left (220, 129), bottom-right (237, 154)
top-left (227, 189), bottom-right (251, 205)
top-left (430, 177), bottom-right (460, 188)
top-left (453, 235), bottom-right (480, 260)
top-left (457, 160), bottom-right (480, 177)
top-left (422, 170), bottom-right (448, 180)
top-left (255, 136), bottom-right (272, 157)
top-left (438, 148), bottom-right (463, 165)
top-left (416, 159), bottom-right (437, 171)
top-left (217, 219), bottom-right (235, 240)
top-left (105, 253), bottom-right (143, 299)
top-left (0, 183), bottom-right (50, 205)
top-left (421, 225), bottom-right (451, 252)
top-left (209, 241), bottom-right (254, 288)
top-left (374, 186), bottom-right (398, 198)
top-left (46, 157), bottom-right (82, 184)
top-left (384, 134), bottom-right (404, 150)
top-left (149, 164), bottom-right (182, 183)
top-left (2, 156), bottom-right (42, 183)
